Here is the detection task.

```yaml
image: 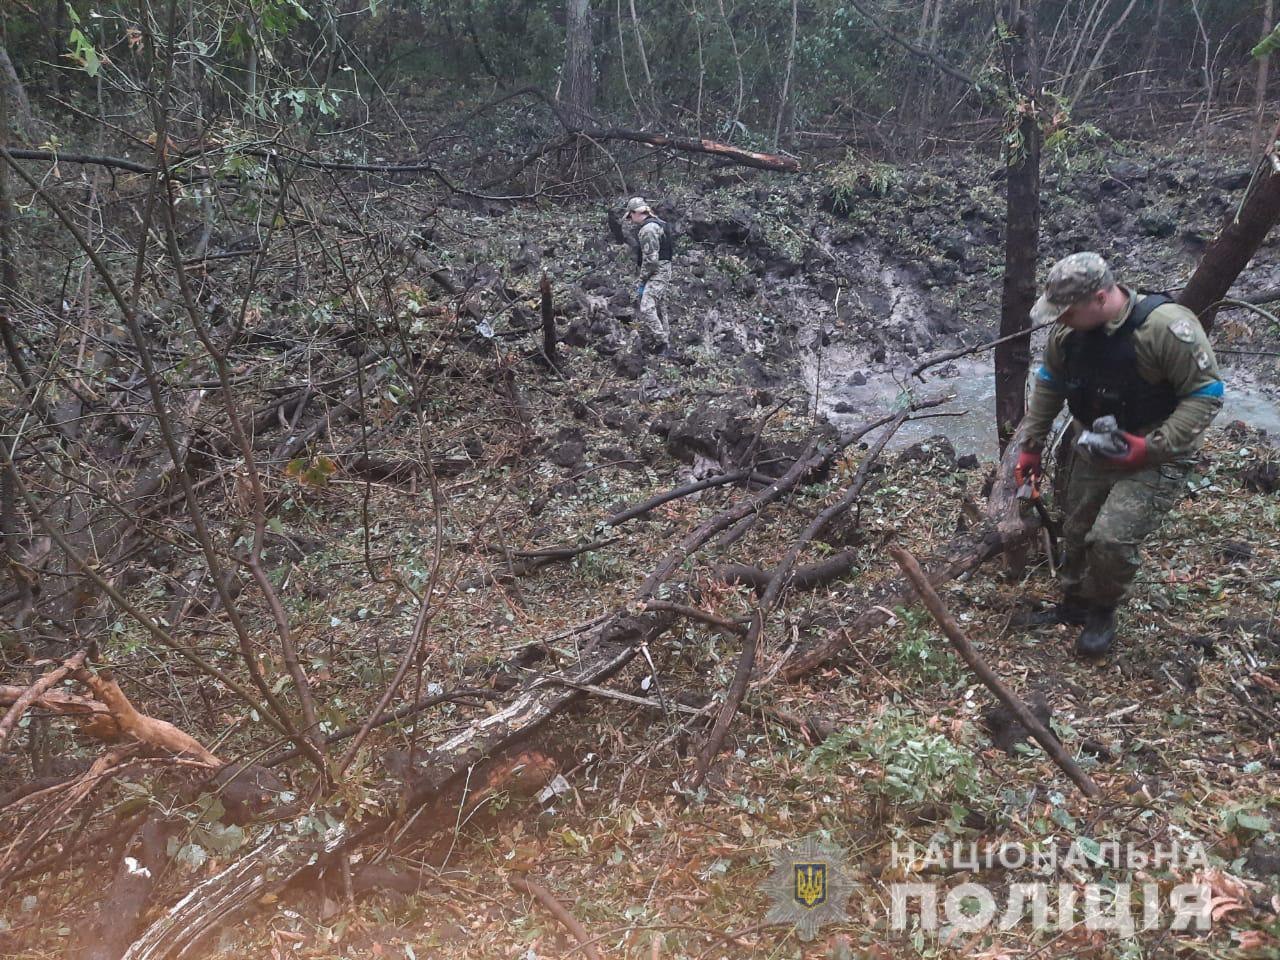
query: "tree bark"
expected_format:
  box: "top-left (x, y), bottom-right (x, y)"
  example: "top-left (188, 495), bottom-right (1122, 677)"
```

top-left (1252, 0), bottom-right (1275, 156)
top-left (586, 127), bottom-right (800, 170)
top-left (1178, 127), bottom-right (1280, 331)
top-left (627, 0), bottom-right (655, 108)
top-left (773, 0), bottom-right (798, 149)
top-left (996, 5), bottom-right (1041, 452)
top-left (0, 44), bottom-right (33, 142)
top-left (561, 0), bottom-right (595, 123)
top-left (72, 817), bottom-right (177, 960)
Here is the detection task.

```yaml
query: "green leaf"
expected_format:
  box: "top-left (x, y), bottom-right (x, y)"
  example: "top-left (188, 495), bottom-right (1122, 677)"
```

top-left (203, 823), bottom-right (247, 855)
top-left (68, 26), bottom-right (101, 77)
top-left (1050, 805), bottom-right (1077, 831)
top-left (1075, 836), bottom-right (1105, 866)
top-left (1252, 24), bottom-right (1280, 58)
top-left (1235, 813), bottom-right (1271, 833)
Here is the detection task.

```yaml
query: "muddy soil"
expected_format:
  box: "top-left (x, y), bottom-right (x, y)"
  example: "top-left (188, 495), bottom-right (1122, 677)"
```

top-left (431, 138), bottom-right (1280, 457)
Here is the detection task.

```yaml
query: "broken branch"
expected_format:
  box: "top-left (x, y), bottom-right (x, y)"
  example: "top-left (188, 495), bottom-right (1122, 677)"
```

top-left (888, 545), bottom-right (1100, 798)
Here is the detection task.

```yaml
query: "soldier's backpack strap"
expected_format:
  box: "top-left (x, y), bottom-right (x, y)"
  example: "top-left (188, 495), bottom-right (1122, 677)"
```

top-left (1119, 292), bottom-right (1173, 335)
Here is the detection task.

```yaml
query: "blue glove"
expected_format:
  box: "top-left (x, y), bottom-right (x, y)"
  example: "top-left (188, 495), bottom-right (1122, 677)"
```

top-left (636, 283), bottom-right (646, 300)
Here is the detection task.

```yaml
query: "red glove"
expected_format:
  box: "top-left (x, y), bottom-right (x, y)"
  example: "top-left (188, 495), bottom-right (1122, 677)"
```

top-left (1015, 449), bottom-right (1042, 486)
top-left (1105, 431), bottom-right (1148, 468)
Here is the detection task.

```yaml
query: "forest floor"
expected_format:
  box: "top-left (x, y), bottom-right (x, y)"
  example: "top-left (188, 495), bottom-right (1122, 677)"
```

top-left (3, 115), bottom-right (1280, 959)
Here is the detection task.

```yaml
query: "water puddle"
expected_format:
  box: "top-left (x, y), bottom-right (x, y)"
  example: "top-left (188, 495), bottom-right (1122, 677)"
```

top-left (807, 354), bottom-right (1280, 458)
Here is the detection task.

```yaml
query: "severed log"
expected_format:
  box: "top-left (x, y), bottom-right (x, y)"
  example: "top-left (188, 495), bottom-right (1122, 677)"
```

top-left (73, 669), bottom-right (223, 767)
top-left (121, 825), bottom-right (352, 960)
top-left (715, 547), bottom-right (860, 594)
top-left (643, 600), bottom-right (747, 636)
top-left (889, 545), bottom-right (1100, 799)
top-left (987, 422), bottom-right (1042, 576)
top-left (583, 128), bottom-right (800, 172)
top-left (0, 682), bottom-right (110, 724)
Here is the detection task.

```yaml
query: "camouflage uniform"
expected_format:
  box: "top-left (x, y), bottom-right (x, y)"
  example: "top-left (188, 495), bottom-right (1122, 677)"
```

top-left (637, 222), bottom-right (673, 345)
top-left (627, 197), bottom-right (673, 347)
top-left (1022, 253), bottom-right (1224, 612)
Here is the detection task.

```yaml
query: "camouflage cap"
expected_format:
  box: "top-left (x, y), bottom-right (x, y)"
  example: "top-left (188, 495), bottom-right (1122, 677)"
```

top-left (1031, 252), bottom-right (1115, 323)
top-left (626, 196), bottom-right (651, 214)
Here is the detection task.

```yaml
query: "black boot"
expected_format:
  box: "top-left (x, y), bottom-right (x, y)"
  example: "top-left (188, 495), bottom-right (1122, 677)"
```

top-left (1076, 607), bottom-right (1118, 657)
top-left (1013, 595), bottom-right (1090, 628)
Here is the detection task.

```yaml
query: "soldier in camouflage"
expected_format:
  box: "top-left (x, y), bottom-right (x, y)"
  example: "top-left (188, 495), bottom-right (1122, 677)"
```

top-left (1015, 252), bottom-right (1224, 657)
top-left (626, 197), bottom-right (674, 351)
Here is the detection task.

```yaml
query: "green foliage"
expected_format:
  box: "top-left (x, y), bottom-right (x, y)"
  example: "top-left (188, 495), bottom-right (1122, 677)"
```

top-left (826, 151), bottom-right (900, 212)
top-left (1252, 23), bottom-right (1280, 58)
top-left (808, 707), bottom-right (981, 810)
top-left (890, 607), bottom-right (961, 684)
top-left (1221, 803), bottom-right (1274, 839)
top-left (64, 5), bottom-right (101, 77)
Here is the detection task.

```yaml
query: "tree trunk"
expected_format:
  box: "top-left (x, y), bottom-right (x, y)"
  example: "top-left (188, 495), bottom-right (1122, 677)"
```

top-left (716, 0), bottom-right (745, 138)
top-left (561, 0), bottom-right (595, 122)
top-left (1178, 126), bottom-right (1280, 331)
top-left (628, 0), bottom-right (656, 112)
top-left (1252, 0), bottom-right (1275, 156)
top-left (773, 0), bottom-right (798, 149)
top-left (996, 5), bottom-right (1041, 453)
top-left (0, 44), bottom-right (33, 142)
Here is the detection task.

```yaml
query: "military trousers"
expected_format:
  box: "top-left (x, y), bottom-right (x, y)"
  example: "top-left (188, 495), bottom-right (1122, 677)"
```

top-left (639, 262), bottom-right (673, 345)
top-left (1057, 449), bottom-right (1191, 608)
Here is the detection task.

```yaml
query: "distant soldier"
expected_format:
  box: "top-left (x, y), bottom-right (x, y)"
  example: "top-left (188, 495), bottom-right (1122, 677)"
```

top-left (1015, 252), bottom-right (1224, 657)
top-left (625, 197), bottom-right (675, 351)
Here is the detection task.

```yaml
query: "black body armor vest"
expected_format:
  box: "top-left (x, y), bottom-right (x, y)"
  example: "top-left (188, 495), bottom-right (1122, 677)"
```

top-left (635, 217), bottom-right (674, 266)
top-left (1062, 294), bottom-right (1180, 432)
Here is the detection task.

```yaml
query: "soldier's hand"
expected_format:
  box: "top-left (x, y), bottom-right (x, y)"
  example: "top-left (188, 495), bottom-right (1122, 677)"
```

top-left (1015, 449), bottom-right (1042, 485)
top-left (1104, 431), bottom-right (1148, 469)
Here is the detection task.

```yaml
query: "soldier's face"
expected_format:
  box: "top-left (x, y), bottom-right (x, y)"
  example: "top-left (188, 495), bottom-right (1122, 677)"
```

top-left (1057, 289), bottom-right (1110, 331)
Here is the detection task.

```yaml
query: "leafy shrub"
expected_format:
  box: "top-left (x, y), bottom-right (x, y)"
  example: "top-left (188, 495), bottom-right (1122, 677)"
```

top-left (891, 607), bottom-right (961, 685)
top-left (809, 707), bottom-right (980, 810)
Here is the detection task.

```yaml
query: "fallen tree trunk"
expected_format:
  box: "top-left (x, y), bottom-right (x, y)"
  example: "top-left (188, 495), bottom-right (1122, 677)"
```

top-left (0, 683), bottom-right (110, 723)
top-left (715, 547), bottom-right (861, 594)
top-left (584, 128), bottom-right (800, 171)
top-left (1178, 129), bottom-right (1280, 330)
